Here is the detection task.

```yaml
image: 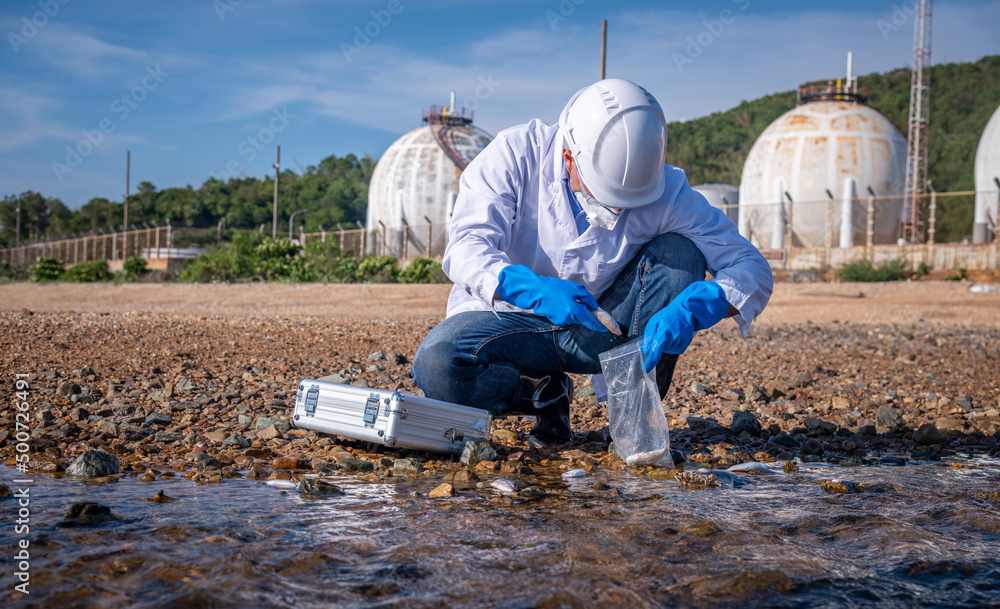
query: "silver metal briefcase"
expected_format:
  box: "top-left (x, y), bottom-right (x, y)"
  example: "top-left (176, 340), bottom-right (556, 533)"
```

top-left (292, 379), bottom-right (493, 455)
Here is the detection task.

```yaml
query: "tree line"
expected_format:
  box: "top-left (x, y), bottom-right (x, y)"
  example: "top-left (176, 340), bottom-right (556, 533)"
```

top-left (0, 154), bottom-right (374, 248)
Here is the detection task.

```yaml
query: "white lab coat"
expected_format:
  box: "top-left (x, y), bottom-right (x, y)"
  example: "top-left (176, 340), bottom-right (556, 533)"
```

top-left (443, 118), bottom-right (773, 339)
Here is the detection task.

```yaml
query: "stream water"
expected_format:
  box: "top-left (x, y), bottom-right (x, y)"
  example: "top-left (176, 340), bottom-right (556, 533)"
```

top-left (2, 459), bottom-right (999, 609)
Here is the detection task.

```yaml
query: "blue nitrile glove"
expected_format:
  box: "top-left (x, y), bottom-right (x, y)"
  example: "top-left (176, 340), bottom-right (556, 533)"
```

top-left (496, 265), bottom-right (608, 332)
top-left (640, 281), bottom-right (730, 372)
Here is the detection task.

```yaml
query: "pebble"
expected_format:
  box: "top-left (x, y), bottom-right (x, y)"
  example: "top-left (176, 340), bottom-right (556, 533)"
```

top-left (66, 450), bottom-right (120, 477)
top-left (914, 423), bottom-right (948, 445)
top-left (730, 410), bottom-right (762, 436)
top-left (561, 468), bottom-right (589, 478)
top-left (59, 502), bottom-right (115, 527)
top-left (428, 483), bottom-right (455, 498)
top-left (460, 440), bottom-right (497, 467)
top-left (297, 479), bottom-right (344, 496)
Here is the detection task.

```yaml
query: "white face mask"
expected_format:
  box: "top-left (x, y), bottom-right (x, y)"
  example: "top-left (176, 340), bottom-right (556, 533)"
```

top-left (574, 190), bottom-right (621, 230)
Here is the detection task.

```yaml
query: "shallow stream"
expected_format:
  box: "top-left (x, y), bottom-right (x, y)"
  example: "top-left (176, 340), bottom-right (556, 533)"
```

top-left (2, 459), bottom-right (999, 608)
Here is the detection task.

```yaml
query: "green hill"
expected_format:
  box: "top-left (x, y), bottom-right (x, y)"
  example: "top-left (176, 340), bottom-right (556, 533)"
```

top-left (2, 56), bottom-right (999, 247)
top-left (665, 55), bottom-right (1000, 242)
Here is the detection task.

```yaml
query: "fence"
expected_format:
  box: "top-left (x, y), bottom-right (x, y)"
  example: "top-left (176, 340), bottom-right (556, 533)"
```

top-left (299, 220), bottom-right (449, 260)
top-left (0, 224), bottom-right (176, 269)
top-left (2, 189), bottom-right (998, 274)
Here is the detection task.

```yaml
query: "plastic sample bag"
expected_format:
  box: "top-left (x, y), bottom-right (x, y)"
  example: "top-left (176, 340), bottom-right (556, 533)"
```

top-left (598, 338), bottom-right (674, 468)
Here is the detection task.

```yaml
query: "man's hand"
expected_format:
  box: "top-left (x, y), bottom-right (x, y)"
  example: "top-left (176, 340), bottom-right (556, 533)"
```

top-left (641, 281), bottom-right (730, 372)
top-left (497, 265), bottom-right (608, 332)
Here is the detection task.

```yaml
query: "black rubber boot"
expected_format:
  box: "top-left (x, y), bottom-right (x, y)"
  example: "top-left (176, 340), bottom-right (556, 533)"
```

top-left (512, 373), bottom-right (573, 448)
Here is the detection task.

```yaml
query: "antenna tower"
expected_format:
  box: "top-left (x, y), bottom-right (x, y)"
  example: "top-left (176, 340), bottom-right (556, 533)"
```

top-left (902, 0), bottom-right (932, 243)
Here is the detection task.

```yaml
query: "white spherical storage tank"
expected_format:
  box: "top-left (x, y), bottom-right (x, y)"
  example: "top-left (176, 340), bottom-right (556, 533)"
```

top-left (692, 183), bottom-right (739, 223)
top-left (973, 103), bottom-right (1000, 243)
top-left (738, 100), bottom-right (907, 250)
top-left (366, 106), bottom-right (492, 257)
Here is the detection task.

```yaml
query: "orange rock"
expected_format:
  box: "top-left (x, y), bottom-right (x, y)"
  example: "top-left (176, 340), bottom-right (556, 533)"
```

top-left (428, 483), bottom-right (455, 498)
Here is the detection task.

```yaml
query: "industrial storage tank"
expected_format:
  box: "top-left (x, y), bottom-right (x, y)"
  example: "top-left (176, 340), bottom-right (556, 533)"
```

top-left (973, 103), bottom-right (1000, 243)
top-left (692, 184), bottom-right (739, 222)
top-left (738, 76), bottom-right (907, 250)
top-left (366, 101), bottom-right (492, 257)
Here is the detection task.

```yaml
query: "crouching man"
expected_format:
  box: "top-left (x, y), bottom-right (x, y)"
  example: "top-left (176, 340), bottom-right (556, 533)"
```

top-left (412, 78), bottom-right (773, 447)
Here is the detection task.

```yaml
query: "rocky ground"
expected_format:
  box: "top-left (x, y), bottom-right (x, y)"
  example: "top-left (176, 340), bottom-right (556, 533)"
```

top-left (1, 281), bottom-right (999, 488)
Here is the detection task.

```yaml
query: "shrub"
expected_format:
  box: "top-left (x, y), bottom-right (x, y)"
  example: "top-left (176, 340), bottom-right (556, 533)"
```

top-left (915, 261), bottom-right (929, 277)
top-left (0, 261), bottom-right (29, 281)
top-left (400, 257), bottom-right (449, 284)
top-left (946, 267), bottom-right (967, 281)
top-left (32, 258), bottom-right (65, 282)
top-left (123, 255), bottom-right (149, 279)
top-left (835, 258), bottom-right (908, 282)
top-left (61, 260), bottom-right (112, 282)
top-left (355, 255), bottom-right (399, 283)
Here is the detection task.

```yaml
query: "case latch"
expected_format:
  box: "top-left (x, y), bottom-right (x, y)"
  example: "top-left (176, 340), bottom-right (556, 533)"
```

top-left (363, 393), bottom-right (380, 427)
top-left (303, 384), bottom-right (319, 417)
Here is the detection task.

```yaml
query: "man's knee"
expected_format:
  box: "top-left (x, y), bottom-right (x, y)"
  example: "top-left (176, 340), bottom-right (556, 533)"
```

top-left (643, 233), bottom-right (707, 275)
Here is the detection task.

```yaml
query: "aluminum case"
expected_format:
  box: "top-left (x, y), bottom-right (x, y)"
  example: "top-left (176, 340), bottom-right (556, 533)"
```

top-left (292, 379), bottom-right (492, 455)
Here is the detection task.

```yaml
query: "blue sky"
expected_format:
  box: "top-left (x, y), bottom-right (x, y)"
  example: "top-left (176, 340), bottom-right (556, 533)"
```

top-left (2, 0), bottom-right (998, 211)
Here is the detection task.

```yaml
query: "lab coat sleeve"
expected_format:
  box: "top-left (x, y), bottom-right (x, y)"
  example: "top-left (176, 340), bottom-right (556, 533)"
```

top-left (659, 169), bottom-right (774, 338)
top-left (442, 133), bottom-right (521, 308)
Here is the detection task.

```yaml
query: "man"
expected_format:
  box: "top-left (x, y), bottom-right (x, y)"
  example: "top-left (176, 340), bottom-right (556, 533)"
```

top-left (412, 78), bottom-right (772, 447)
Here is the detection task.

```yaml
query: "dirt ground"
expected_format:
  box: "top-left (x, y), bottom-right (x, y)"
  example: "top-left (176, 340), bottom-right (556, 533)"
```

top-left (1, 279), bottom-right (998, 485)
top-left (1, 280), bottom-right (998, 325)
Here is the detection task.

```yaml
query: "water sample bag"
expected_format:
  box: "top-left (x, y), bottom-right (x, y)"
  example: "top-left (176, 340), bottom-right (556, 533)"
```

top-left (599, 339), bottom-right (674, 468)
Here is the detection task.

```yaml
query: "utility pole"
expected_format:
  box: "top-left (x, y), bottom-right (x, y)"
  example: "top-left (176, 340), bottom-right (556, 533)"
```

top-left (15, 196), bottom-right (21, 249)
top-left (124, 150), bottom-right (130, 229)
top-left (600, 20), bottom-right (607, 80)
top-left (903, 0), bottom-right (931, 243)
top-left (272, 145), bottom-right (280, 240)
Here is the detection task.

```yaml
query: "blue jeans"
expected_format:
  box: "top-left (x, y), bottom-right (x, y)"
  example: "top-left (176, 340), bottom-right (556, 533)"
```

top-left (412, 233), bottom-right (707, 416)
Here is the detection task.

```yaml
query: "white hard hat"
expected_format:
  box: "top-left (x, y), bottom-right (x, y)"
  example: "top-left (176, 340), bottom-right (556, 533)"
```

top-left (558, 78), bottom-right (667, 209)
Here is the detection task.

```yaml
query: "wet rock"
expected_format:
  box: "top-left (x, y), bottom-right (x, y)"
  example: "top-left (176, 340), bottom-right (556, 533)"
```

top-left (878, 456), bottom-right (907, 466)
top-left (875, 405), bottom-right (904, 429)
top-left (517, 486), bottom-right (546, 502)
top-left (460, 440), bottom-right (497, 467)
top-left (681, 520), bottom-right (721, 536)
top-left (0, 483), bottom-right (10, 498)
top-left (60, 502), bottom-right (115, 527)
top-left (858, 425), bottom-right (877, 436)
top-left (840, 457), bottom-right (864, 467)
top-left (800, 438), bottom-right (824, 456)
top-left (821, 480), bottom-right (855, 493)
top-left (911, 451), bottom-right (941, 461)
top-left (731, 410), bottom-right (762, 437)
top-left (804, 417), bottom-right (838, 437)
top-left (676, 470), bottom-right (721, 488)
top-left (271, 457), bottom-right (310, 470)
top-left (686, 417), bottom-right (718, 433)
top-left (66, 450), bottom-right (120, 477)
top-left (491, 429), bottom-right (519, 442)
top-left (771, 434), bottom-right (800, 448)
top-left (393, 457), bottom-right (422, 474)
top-left (297, 479), bottom-right (344, 496)
top-left (337, 457), bottom-right (374, 472)
top-left (255, 416), bottom-right (291, 432)
top-left (223, 433), bottom-right (250, 448)
top-left (145, 490), bottom-right (177, 503)
top-left (429, 483), bottom-right (455, 498)
top-left (444, 469), bottom-right (480, 484)
top-left (914, 423), bottom-right (948, 445)
top-left (783, 460), bottom-right (799, 473)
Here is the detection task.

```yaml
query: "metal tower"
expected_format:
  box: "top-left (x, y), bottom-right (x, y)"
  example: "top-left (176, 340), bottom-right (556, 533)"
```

top-left (903, 0), bottom-right (932, 243)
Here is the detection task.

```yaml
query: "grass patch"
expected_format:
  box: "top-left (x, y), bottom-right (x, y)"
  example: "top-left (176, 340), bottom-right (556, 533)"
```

top-left (835, 258), bottom-right (909, 282)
